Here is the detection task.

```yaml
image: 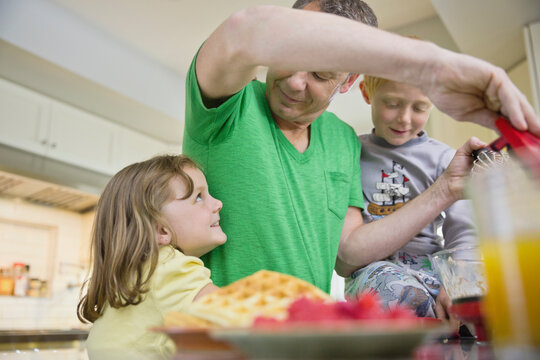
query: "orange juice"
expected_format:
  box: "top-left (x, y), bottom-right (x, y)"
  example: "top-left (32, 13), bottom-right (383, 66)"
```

top-left (481, 234), bottom-right (540, 346)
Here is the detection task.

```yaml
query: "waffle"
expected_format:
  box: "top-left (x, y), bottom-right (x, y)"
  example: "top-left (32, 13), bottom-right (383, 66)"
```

top-left (163, 311), bottom-right (217, 329)
top-left (165, 270), bottom-right (332, 328)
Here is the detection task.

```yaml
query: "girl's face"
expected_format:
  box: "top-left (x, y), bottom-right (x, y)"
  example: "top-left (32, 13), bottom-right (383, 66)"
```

top-left (159, 167), bottom-right (226, 257)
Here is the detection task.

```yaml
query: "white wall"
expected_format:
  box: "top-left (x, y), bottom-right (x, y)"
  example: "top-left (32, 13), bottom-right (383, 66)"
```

top-left (327, 81), bottom-right (373, 135)
top-left (525, 20), bottom-right (540, 114)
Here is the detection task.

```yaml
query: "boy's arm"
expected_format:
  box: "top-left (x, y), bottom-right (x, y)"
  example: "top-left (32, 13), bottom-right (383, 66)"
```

top-left (336, 137), bottom-right (486, 277)
top-left (196, 6), bottom-right (539, 133)
top-left (442, 199), bottom-right (478, 249)
top-left (439, 147), bottom-right (477, 250)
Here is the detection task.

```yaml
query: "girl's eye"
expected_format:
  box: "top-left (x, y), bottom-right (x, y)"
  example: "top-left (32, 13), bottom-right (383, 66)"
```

top-left (195, 194), bottom-right (203, 202)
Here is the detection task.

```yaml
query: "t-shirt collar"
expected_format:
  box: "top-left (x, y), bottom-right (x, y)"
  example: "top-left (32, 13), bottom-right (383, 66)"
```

top-left (369, 129), bottom-right (428, 148)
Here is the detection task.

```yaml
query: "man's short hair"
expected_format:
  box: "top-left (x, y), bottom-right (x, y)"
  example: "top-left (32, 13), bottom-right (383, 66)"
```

top-left (292, 0), bottom-right (378, 27)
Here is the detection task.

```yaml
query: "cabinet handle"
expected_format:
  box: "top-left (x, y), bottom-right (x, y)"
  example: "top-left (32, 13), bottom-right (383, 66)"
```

top-left (50, 142), bottom-right (57, 149)
top-left (41, 139), bottom-right (48, 145)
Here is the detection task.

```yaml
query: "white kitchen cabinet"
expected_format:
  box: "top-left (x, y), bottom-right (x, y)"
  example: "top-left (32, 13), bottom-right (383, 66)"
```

top-left (48, 101), bottom-right (116, 175)
top-left (113, 126), bottom-right (171, 171)
top-left (0, 78), bottom-right (50, 155)
top-left (0, 77), bottom-right (171, 178)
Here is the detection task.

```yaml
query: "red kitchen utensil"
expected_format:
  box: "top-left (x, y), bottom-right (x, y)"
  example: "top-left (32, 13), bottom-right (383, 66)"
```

top-left (473, 117), bottom-right (540, 179)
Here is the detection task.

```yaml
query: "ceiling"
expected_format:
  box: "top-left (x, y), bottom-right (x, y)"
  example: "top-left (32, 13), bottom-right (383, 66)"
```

top-left (432, 0), bottom-right (540, 71)
top-left (46, 0), bottom-right (540, 77)
top-left (49, 0), bottom-right (438, 78)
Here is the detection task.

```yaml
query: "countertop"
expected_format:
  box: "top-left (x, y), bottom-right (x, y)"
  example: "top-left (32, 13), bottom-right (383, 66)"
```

top-left (0, 329), bottom-right (88, 343)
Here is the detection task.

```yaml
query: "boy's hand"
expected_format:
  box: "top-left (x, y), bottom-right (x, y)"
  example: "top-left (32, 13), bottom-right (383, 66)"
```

top-left (437, 137), bottom-right (487, 202)
top-left (435, 286), bottom-right (460, 334)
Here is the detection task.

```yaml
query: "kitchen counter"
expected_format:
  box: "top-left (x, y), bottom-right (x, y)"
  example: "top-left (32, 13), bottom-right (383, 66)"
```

top-left (0, 329), bottom-right (88, 351)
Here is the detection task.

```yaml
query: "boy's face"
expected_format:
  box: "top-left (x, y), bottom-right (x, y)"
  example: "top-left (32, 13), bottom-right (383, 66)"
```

top-left (159, 167), bottom-right (226, 257)
top-left (368, 81), bottom-right (432, 146)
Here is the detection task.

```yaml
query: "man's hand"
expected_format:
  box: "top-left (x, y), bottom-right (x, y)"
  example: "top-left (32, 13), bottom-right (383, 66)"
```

top-left (435, 286), bottom-right (460, 333)
top-left (421, 50), bottom-right (540, 136)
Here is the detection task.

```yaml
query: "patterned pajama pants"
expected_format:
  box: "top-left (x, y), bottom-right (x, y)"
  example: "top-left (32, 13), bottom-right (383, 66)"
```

top-left (345, 258), bottom-right (441, 318)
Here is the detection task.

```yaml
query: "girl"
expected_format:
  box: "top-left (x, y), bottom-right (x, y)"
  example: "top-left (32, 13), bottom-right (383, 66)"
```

top-left (77, 154), bottom-right (226, 359)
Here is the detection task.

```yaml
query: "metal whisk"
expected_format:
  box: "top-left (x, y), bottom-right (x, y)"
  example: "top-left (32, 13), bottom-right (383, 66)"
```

top-left (471, 148), bottom-right (510, 176)
top-left (471, 117), bottom-right (540, 179)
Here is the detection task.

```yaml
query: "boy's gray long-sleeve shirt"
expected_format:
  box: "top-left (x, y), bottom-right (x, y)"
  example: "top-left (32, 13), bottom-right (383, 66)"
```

top-left (358, 131), bottom-right (477, 258)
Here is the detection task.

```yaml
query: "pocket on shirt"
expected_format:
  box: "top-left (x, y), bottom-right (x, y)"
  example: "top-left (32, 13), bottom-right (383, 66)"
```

top-left (324, 171), bottom-right (350, 219)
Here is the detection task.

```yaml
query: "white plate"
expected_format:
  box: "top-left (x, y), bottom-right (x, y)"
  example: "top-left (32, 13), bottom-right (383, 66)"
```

top-left (210, 319), bottom-right (446, 359)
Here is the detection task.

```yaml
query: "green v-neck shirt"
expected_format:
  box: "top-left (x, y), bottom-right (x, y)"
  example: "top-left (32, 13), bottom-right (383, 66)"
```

top-left (183, 58), bottom-right (364, 292)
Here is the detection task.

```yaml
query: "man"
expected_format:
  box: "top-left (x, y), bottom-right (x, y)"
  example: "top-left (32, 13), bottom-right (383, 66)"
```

top-left (182, 0), bottom-right (539, 295)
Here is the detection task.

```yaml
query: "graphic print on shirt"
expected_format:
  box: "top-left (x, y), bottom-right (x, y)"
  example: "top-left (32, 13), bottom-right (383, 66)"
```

top-left (367, 160), bottom-right (410, 219)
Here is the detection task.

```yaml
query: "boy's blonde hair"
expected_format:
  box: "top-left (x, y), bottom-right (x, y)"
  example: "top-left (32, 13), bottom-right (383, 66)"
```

top-left (362, 35), bottom-right (421, 100)
top-left (78, 154), bottom-right (199, 323)
top-left (362, 75), bottom-right (389, 100)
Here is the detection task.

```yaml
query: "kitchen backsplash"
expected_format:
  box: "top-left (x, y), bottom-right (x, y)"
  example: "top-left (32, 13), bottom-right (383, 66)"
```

top-left (0, 196), bottom-right (93, 330)
top-left (0, 289), bottom-right (85, 330)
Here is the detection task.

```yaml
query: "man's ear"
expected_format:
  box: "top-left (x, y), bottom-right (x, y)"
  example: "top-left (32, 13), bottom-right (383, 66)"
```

top-left (339, 73), bottom-right (360, 94)
top-left (359, 80), bottom-right (371, 104)
top-left (156, 225), bottom-right (172, 245)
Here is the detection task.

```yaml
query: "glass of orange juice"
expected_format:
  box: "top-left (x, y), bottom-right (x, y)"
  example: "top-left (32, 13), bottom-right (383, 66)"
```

top-left (470, 160), bottom-right (540, 359)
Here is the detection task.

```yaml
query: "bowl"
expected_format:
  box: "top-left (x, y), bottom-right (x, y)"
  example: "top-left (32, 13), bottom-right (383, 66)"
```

top-left (430, 246), bottom-right (490, 341)
top-left (430, 246), bottom-right (487, 302)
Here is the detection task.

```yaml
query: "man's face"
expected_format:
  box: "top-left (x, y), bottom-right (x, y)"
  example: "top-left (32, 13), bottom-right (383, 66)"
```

top-left (264, 0), bottom-right (353, 127)
top-left (265, 69), bottom-right (351, 126)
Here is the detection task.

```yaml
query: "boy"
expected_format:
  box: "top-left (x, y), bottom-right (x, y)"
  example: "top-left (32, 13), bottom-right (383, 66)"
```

top-left (345, 73), bottom-right (477, 322)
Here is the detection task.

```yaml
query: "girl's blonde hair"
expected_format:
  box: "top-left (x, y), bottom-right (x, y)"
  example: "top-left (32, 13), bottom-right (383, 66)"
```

top-left (77, 154), bottom-right (199, 323)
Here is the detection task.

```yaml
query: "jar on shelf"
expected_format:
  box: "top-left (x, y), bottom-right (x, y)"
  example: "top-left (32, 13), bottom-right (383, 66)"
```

top-left (0, 267), bottom-right (15, 295)
top-left (13, 262), bottom-right (29, 296)
top-left (40, 280), bottom-right (48, 297)
top-left (28, 278), bottom-right (42, 297)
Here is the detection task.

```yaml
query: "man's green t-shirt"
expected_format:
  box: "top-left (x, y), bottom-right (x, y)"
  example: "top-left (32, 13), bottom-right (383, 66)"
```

top-left (183, 57), bottom-right (364, 292)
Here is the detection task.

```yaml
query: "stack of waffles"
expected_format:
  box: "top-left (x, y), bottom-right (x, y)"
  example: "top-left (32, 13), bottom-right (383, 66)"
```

top-left (164, 270), bottom-right (332, 328)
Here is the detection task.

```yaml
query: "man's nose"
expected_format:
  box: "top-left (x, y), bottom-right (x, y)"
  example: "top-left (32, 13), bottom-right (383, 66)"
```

top-left (285, 72), bottom-right (309, 91)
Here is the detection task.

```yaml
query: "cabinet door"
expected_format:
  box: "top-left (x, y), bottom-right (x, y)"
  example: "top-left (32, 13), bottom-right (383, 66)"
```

top-left (113, 127), bottom-right (169, 172)
top-left (48, 102), bottom-right (116, 175)
top-left (0, 78), bottom-right (50, 155)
